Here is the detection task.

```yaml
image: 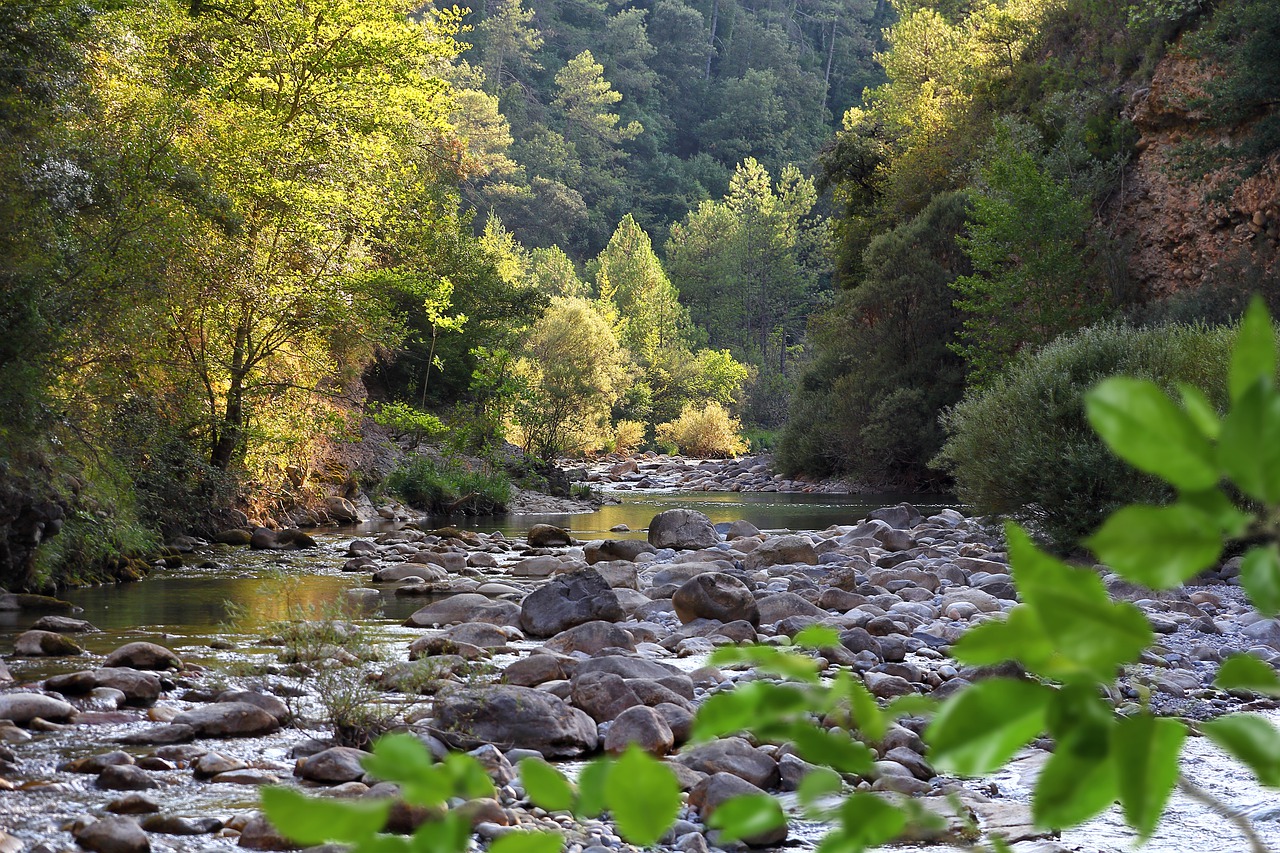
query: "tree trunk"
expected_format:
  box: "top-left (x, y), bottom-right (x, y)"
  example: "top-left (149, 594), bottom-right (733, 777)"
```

top-left (705, 0), bottom-right (719, 79)
top-left (210, 317), bottom-right (250, 470)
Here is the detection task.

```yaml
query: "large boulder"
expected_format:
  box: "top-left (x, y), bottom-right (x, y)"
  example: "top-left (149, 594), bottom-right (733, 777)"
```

top-left (672, 573), bottom-right (760, 626)
top-left (647, 510), bottom-right (718, 550)
top-left (603, 705), bottom-right (674, 756)
top-left (13, 629), bottom-right (83, 656)
top-left (249, 527), bottom-right (316, 550)
top-left (520, 569), bottom-right (623, 638)
top-left (103, 642), bottom-right (182, 671)
top-left (868, 503), bottom-right (923, 530)
top-left (325, 496), bottom-right (359, 523)
top-left (0, 692), bottom-right (76, 725)
top-left (74, 816), bottom-right (150, 853)
top-left (689, 774), bottom-right (788, 846)
top-left (527, 524), bottom-right (573, 547)
top-left (93, 668), bottom-right (164, 706)
top-left (296, 746), bottom-right (369, 784)
top-left (543, 621), bottom-right (635, 655)
top-left (674, 737), bottom-right (779, 789)
top-left (431, 685), bottom-right (598, 757)
top-left (584, 539), bottom-right (657, 564)
top-left (743, 535), bottom-right (818, 569)
top-left (170, 702), bottom-right (279, 738)
top-left (404, 594), bottom-right (522, 629)
top-left (570, 671), bottom-right (643, 722)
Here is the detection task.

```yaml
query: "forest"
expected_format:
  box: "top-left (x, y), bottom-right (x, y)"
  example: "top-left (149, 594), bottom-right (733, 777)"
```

top-left (1, 0), bottom-right (1278, 590)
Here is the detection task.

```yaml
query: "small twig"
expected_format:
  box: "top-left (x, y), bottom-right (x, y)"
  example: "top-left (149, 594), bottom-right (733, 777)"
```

top-left (1177, 773), bottom-right (1271, 853)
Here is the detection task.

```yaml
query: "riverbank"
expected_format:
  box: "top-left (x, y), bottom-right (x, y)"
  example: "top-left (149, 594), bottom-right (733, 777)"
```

top-left (0, 504), bottom-right (1277, 853)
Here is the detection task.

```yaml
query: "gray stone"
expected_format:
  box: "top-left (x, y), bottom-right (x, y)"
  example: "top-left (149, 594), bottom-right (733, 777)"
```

top-left (584, 539), bottom-right (658, 564)
top-left (0, 692), bottom-right (76, 725)
top-left (527, 524), bottom-right (573, 547)
top-left (675, 737), bottom-right (778, 789)
top-left (688, 774), bottom-right (787, 846)
top-left (604, 705), bottom-right (674, 756)
top-left (13, 629), bottom-right (83, 656)
top-left (404, 594), bottom-right (522, 629)
top-left (297, 746), bottom-right (369, 784)
top-left (171, 702), bottom-right (279, 738)
top-left (431, 685), bottom-right (598, 758)
top-left (32, 615), bottom-right (100, 633)
top-left (648, 509), bottom-right (719, 550)
top-left (743, 535), bottom-right (818, 569)
top-left (74, 817), bottom-right (150, 853)
top-left (544, 621), bottom-right (635, 655)
top-left (103, 642), bottom-right (182, 671)
top-left (673, 573), bottom-right (759, 626)
top-left (140, 815), bottom-right (224, 835)
top-left (97, 764), bottom-right (158, 791)
top-left (520, 569), bottom-right (624, 638)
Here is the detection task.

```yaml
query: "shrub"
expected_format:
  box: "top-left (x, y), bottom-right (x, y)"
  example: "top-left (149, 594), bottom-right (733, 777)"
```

top-left (933, 321), bottom-right (1239, 550)
top-left (384, 457), bottom-right (510, 515)
top-left (656, 402), bottom-right (749, 458)
top-left (613, 420), bottom-right (646, 454)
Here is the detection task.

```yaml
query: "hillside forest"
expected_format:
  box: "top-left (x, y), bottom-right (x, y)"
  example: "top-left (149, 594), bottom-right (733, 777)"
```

top-left (1, 0), bottom-right (1277, 589)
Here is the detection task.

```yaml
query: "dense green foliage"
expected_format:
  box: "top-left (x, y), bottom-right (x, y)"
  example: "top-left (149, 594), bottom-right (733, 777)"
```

top-left (933, 322), bottom-right (1238, 549)
top-left (384, 457), bottom-right (512, 515)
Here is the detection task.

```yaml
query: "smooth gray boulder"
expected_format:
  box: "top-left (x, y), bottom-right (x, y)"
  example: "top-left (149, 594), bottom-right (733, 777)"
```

top-left (0, 692), bottom-right (76, 725)
top-left (647, 509), bottom-right (718, 550)
top-left (74, 816), bottom-right (150, 853)
top-left (404, 594), bottom-right (522, 629)
top-left (431, 685), bottom-right (598, 758)
top-left (103, 642), bottom-right (182, 671)
top-left (170, 702), bottom-right (279, 738)
top-left (13, 629), bottom-right (83, 656)
top-left (672, 573), bottom-right (760, 626)
top-left (520, 569), bottom-right (623, 638)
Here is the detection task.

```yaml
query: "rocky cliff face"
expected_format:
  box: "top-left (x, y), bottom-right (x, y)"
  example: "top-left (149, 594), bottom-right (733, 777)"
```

top-left (1113, 49), bottom-right (1279, 297)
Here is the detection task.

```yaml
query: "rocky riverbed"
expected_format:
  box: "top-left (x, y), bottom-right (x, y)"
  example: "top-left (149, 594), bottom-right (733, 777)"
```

top-left (578, 454), bottom-right (850, 494)
top-left (1, 503), bottom-right (1279, 853)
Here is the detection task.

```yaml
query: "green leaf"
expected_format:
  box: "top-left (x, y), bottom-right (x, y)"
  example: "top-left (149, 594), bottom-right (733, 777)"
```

top-left (604, 747), bottom-right (681, 845)
top-left (1114, 715), bottom-right (1186, 839)
top-left (1177, 382), bottom-right (1221, 439)
top-left (1241, 544), bottom-right (1280, 616)
top-left (442, 753), bottom-right (493, 800)
top-left (574, 759), bottom-right (610, 818)
top-left (1215, 654), bottom-right (1280, 695)
top-left (1084, 377), bottom-right (1219, 491)
top-left (488, 832), bottom-right (563, 853)
top-left (691, 682), bottom-right (810, 741)
top-left (1230, 296), bottom-right (1276, 402)
top-left (796, 766), bottom-right (844, 808)
top-left (950, 607), bottom-right (1053, 669)
top-left (1007, 524), bottom-right (1152, 681)
top-left (787, 723), bottom-right (875, 774)
top-left (794, 625), bottom-right (841, 649)
top-left (260, 786), bottom-right (390, 846)
top-left (836, 673), bottom-right (885, 742)
top-left (519, 758), bottom-right (576, 813)
top-left (706, 793), bottom-right (787, 842)
top-left (1033, 746), bottom-right (1117, 829)
top-left (926, 678), bottom-right (1052, 776)
top-left (831, 792), bottom-right (907, 849)
top-left (709, 644), bottom-right (820, 682)
top-left (362, 734), bottom-right (449, 807)
top-left (1086, 503), bottom-right (1223, 589)
top-left (409, 811), bottom-right (469, 853)
top-left (1218, 383), bottom-right (1280, 504)
top-left (1180, 489), bottom-right (1252, 538)
top-left (1202, 714), bottom-right (1280, 786)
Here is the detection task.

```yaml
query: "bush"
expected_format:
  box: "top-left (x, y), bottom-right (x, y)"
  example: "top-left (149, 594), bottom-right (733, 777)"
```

top-left (613, 420), bottom-right (646, 454)
top-left (656, 402), bottom-right (749, 458)
top-left (933, 321), bottom-right (1240, 550)
top-left (384, 457), bottom-right (511, 515)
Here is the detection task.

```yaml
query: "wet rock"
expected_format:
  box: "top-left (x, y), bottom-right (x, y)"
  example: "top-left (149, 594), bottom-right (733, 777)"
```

top-left (193, 752), bottom-right (248, 778)
top-left (107, 794), bottom-right (161, 815)
top-left (214, 529), bottom-right (253, 546)
top-left (743, 535), bottom-right (818, 569)
top-left (92, 668), bottom-right (163, 706)
top-left (140, 815), bottom-right (224, 835)
top-left (63, 751), bottom-right (135, 773)
top-left (674, 737), bottom-right (779, 789)
top-left (404, 594), bottom-right (522, 629)
top-left (32, 615), bottom-right (100, 633)
top-left (0, 592), bottom-right (75, 613)
top-left (97, 764), bottom-right (159, 791)
top-left (647, 509), bottom-right (719, 550)
top-left (584, 540), bottom-right (658, 564)
top-left (13, 629), bottom-right (83, 656)
top-left (689, 774), bottom-right (787, 846)
top-left (171, 702), bottom-right (279, 737)
top-left (722, 520), bottom-right (761, 539)
top-left (115, 724), bottom-right (196, 746)
top-left (297, 746), bottom-right (369, 784)
top-left (543, 620), bottom-right (635, 655)
top-left (213, 769), bottom-right (279, 785)
top-left (74, 816), bottom-right (150, 853)
top-left (0, 693), bottom-right (76, 725)
top-left (216, 691), bottom-right (291, 724)
top-left (673, 573), bottom-right (759, 626)
top-left (520, 569), bottom-right (624, 638)
top-left (431, 685), bottom-right (598, 758)
top-left (603, 705), bottom-right (674, 756)
top-left (508, 555), bottom-right (567, 578)
top-left (249, 528), bottom-right (316, 550)
top-left (104, 642), bottom-right (182, 671)
top-left (527, 524), bottom-right (573, 547)
top-left (375, 564), bottom-right (447, 583)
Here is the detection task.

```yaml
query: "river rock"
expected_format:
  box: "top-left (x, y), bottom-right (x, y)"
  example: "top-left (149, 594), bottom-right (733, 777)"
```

top-left (325, 496), bottom-right (359, 523)
top-left (93, 668), bottom-right (163, 706)
top-left (236, 814), bottom-right (297, 850)
top-left (591, 560), bottom-right (641, 590)
top-left (604, 705), bottom-right (674, 756)
top-left (0, 592), bottom-right (75, 612)
top-left (215, 528), bottom-right (254, 546)
top-left (502, 653), bottom-right (577, 687)
top-left (570, 671), bottom-right (643, 722)
top-left (375, 563), bottom-right (447, 583)
top-left (509, 555), bottom-right (567, 578)
top-left (647, 509), bottom-right (719, 550)
top-left (249, 527), bottom-right (316, 550)
top-left (755, 592), bottom-right (827, 623)
top-left (675, 737), bottom-right (779, 789)
top-left (868, 504), bottom-right (923, 529)
top-left (408, 635), bottom-right (491, 661)
top-left (527, 524), bottom-right (573, 547)
top-left (140, 815), bottom-right (224, 835)
top-left (673, 573), bottom-right (759, 626)
top-left (217, 691), bottom-right (291, 724)
top-left (584, 539), bottom-right (658, 564)
top-left (74, 816), bottom-right (150, 853)
top-left (13, 629), bottom-right (84, 656)
top-left (193, 752), bottom-right (248, 778)
top-left (743, 535), bottom-right (818, 569)
top-left (519, 569), bottom-right (623, 637)
top-left (104, 642), bottom-right (182, 671)
top-left (32, 615), bottom-right (100, 633)
top-left (107, 794), bottom-right (161, 815)
top-left (689, 773), bottom-right (788, 846)
top-left (576, 655), bottom-right (678, 681)
top-left (543, 620), bottom-right (635, 655)
top-left (1241, 619), bottom-right (1280, 650)
top-left (97, 764), bottom-right (159, 791)
top-left (431, 685), bottom-right (598, 757)
top-left (0, 693), bottom-right (76, 725)
top-left (171, 702), bottom-right (279, 737)
top-left (404, 594), bottom-right (522, 629)
top-left (297, 746), bottom-right (369, 783)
